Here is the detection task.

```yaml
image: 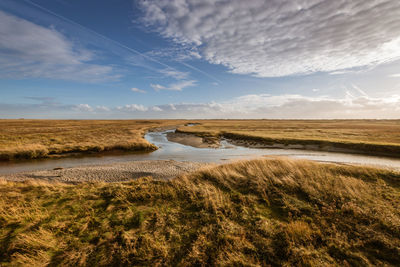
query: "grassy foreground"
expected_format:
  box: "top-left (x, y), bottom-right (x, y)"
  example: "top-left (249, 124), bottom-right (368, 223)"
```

top-left (0, 119), bottom-right (184, 161)
top-left (177, 120), bottom-right (400, 157)
top-left (1, 158), bottom-right (399, 266)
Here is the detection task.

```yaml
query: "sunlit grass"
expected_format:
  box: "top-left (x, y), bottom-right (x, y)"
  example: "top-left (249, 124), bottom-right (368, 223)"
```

top-left (1, 158), bottom-right (399, 266)
top-left (2, 119), bottom-right (400, 160)
top-left (0, 119), bottom-right (184, 160)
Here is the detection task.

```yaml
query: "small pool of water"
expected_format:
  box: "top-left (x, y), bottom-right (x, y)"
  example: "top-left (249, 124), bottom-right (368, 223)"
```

top-left (1, 130), bottom-right (400, 175)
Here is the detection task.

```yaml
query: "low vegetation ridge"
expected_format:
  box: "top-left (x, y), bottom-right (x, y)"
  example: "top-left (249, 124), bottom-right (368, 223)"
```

top-left (1, 158), bottom-right (399, 266)
top-left (0, 120), bottom-right (184, 161)
top-left (176, 120), bottom-right (400, 157)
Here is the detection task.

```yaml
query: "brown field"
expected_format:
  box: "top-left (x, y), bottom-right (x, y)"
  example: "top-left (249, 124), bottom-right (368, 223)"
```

top-left (177, 119), bottom-right (400, 157)
top-left (0, 119), bottom-right (185, 161)
top-left (1, 158), bottom-right (399, 266)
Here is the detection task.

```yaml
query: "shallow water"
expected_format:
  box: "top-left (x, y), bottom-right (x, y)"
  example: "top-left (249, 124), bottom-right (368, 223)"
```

top-left (1, 130), bottom-right (400, 175)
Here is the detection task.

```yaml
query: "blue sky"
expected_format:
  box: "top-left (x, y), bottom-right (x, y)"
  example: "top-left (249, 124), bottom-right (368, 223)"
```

top-left (1, 0), bottom-right (400, 118)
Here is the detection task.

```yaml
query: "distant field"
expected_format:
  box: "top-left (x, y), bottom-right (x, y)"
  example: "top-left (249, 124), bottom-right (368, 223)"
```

top-left (177, 120), bottom-right (400, 157)
top-left (1, 158), bottom-right (399, 266)
top-left (0, 120), bottom-right (184, 161)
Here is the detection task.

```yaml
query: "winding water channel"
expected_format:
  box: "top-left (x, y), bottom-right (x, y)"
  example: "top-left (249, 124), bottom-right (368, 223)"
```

top-left (1, 129), bottom-right (400, 175)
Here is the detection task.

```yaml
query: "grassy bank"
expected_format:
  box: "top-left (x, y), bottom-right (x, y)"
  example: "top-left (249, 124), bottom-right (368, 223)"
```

top-left (1, 158), bottom-right (399, 266)
top-left (0, 120), bottom-right (184, 161)
top-left (177, 120), bottom-right (400, 157)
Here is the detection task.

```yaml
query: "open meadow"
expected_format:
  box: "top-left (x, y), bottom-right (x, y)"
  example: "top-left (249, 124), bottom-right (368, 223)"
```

top-left (1, 158), bottom-right (399, 266)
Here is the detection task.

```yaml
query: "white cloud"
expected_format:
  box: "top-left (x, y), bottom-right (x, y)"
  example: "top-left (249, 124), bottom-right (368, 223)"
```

top-left (117, 104), bottom-right (148, 112)
top-left (389, 73), bottom-right (400, 78)
top-left (142, 94), bottom-right (400, 119)
top-left (0, 10), bottom-right (117, 81)
top-left (73, 104), bottom-right (93, 112)
top-left (95, 106), bottom-right (111, 112)
top-left (139, 0), bottom-right (400, 77)
top-left (3, 92), bottom-right (400, 119)
top-left (151, 106), bottom-right (163, 112)
top-left (112, 93), bottom-right (400, 119)
top-left (151, 80), bottom-right (196, 91)
top-left (88, 93), bottom-right (400, 119)
top-left (131, 87), bottom-right (146, 93)
top-left (158, 68), bottom-right (189, 79)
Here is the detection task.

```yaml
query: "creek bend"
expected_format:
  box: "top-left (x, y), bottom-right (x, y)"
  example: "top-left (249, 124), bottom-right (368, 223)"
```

top-left (1, 129), bottom-right (400, 175)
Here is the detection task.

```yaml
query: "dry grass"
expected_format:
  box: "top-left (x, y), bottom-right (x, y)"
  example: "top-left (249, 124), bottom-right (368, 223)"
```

top-left (0, 119), bottom-right (185, 161)
top-left (2, 119), bottom-right (400, 161)
top-left (177, 120), bottom-right (400, 157)
top-left (1, 158), bottom-right (399, 266)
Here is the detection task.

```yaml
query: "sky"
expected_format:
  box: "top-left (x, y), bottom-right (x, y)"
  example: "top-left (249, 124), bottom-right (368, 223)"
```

top-left (1, 0), bottom-right (400, 119)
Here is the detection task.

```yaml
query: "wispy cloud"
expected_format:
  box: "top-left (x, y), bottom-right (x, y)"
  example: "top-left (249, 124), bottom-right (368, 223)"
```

top-left (144, 46), bottom-right (201, 62)
top-left (24, 97), bottom-right (59, 105)
top-left (0, 10), bottom-right (119, 82)
top-left (139, 0), bottom-right (400, 77)
top-left (158, 68), bottom-right (189, 80)
top-left (0, 1), bottom-right (206, 84)
top-left (351, 84), bottom-right (369, 98)
top-left (131, 87), bottom-right (146, 93)
top-left (389, 73), bottom-right (400, 78)
top-left (151, 80), bottom-right (196, 91)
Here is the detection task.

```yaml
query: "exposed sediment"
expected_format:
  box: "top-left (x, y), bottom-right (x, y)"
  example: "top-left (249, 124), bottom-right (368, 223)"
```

top-left (0, 160), bottom-right (210, 183)
top-left (166, 131), bottom-right (220, 148)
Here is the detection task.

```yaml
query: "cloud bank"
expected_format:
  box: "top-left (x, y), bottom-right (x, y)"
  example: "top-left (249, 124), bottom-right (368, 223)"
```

top-left (138, 0), bottom-right (400, 77)
top-left (2, 93), bottom-right (400, 119)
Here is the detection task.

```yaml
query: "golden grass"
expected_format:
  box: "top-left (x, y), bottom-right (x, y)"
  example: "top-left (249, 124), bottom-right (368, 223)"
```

top-left (2, 119), bottom-right (400, 160)
top-left (0, 119), bottom-right (185, 161)
top-left (1, 158), bottom-right (399, 266)
top-left (177, 119), bottom-right (400, 157)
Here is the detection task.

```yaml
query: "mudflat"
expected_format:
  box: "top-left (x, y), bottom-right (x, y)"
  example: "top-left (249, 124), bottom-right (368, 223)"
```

top-left (0, 160), bottom-right (209, 183)
top-left (166, 131), bottom-right (219, 148)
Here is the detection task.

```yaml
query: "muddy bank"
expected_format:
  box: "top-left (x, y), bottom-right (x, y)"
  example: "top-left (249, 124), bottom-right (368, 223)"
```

top-left (223, 133), bottom-right (400, 158)
top-left (0, 160), bottom-right (209, 183)
top-left (166, 131), bottom-right (220, 148)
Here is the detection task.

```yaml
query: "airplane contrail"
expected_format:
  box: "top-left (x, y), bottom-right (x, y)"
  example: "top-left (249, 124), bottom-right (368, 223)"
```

top-left (23, 0), bottom-right (221, 83)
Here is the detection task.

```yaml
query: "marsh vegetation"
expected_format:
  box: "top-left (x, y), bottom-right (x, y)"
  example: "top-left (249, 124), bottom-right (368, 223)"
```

top-left (0, 120), bottom-right (184, 161)
top-left (1, 158), bottom-right (399, 266)
top-left (177, 119), bottom-right (400, 157)
top-left (2, 119), bottom-right (400, 161)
